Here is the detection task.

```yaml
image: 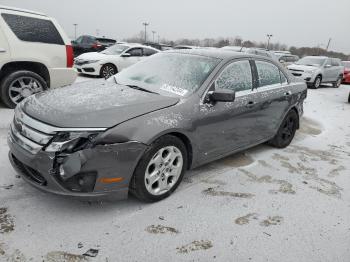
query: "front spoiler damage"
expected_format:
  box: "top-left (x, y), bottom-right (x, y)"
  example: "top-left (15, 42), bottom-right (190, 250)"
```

top-left (8, 136), bottom-right (147, 199)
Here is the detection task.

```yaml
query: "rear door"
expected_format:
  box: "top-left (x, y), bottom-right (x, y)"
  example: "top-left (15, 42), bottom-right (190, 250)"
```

top-left (323, 58), bottom-right (334, 82)
top-left (0, 24), bottom-right (10, 70)
top-left (252, 60), bottom-right (291, 139)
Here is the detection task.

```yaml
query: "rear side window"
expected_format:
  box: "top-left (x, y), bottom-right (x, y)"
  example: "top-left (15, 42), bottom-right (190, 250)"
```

top-left (216, 60), bottom-right (253, 92)
top-left (256, 61), bottom-right (282, 87)
top-left (143, 48), bottom-right (157, 56)
top-left (1, 13), bottom-right (64, 45)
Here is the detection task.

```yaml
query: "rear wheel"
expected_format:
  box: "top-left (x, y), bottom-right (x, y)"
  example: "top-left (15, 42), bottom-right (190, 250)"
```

top-left (333, 76), bottom-right (342, 88)
top-left (130, 135), bottom-right (187, 202)
top-left (0, 70), bottom-right (47, 109)
top-left (100, 64), bottom-right (117, 79)
top-left (269, 110), bottom-right (298, 148)
top-left (312, 75), bottom-right (322, 89)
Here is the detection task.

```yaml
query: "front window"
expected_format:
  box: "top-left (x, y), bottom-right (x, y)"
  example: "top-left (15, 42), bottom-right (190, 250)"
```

top-left (101, 44), bottom-right (128, 55)
top-left (215, 60), bottom-right (253, 92)
top-left (296, 57), bottom-right (326, 67)
top-left (114, 53), bottom-right (220, 97)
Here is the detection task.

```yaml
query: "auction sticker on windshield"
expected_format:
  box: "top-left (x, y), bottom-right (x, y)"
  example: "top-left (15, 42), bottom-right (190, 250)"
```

top-left (160, 84), bottom-right (188, 96)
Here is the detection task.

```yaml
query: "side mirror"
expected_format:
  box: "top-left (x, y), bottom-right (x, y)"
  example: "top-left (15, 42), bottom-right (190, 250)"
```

top-left (208, 89), bottom-right (236, 103)
top-left (121, 53), bottom-right (131, 57)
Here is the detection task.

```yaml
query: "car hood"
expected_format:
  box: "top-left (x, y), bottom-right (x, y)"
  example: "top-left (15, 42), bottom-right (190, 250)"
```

top-left (22, 80), bottom-right (180, 128)
top-left (287, 64), bottom-right (319, 71)
top-left (76, 52), bottom-right (109, 60)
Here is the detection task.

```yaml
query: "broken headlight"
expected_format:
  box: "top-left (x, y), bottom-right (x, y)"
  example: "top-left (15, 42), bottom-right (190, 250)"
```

top-left (45, 132), bottom-right (101, 153)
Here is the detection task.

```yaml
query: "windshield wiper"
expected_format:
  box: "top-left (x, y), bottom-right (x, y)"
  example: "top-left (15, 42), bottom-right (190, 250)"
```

top-left (125, 84), bottom-right (159, 95)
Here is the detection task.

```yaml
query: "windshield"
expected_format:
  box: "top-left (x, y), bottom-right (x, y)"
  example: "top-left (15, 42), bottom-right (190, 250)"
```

top-left (101, 44), bottom-right (128, 55)
top-left (114, 53), bottom-right (220, 97)
top-left (296, 57), bottom-right (326, 67)
top-left (342, 61), bottom-right (350, 68)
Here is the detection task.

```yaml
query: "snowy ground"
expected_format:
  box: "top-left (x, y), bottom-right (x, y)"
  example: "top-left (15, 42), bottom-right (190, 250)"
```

top-left (0, 75), bottom-right (349, 262)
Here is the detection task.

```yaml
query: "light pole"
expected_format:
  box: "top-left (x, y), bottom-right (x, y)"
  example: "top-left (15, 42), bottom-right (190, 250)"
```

top-left (73, 23), bottom-right (78, 40)
top-left (152, 31), bottom-right (156, 43)
top-left (266, 34), bottom-right (273, 50)
top-left (326, 38), bottom-right (332, 51)
top-left (142, 22), bottom-right (149, 42)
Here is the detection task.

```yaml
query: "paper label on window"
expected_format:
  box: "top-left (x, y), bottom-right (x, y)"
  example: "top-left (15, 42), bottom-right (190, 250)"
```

top-left (160, 84), bottom-right (188, 96)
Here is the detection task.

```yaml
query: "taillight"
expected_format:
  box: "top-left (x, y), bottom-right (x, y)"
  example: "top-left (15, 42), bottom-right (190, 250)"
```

top-left (92, 42), bottom-right (102, 49)
top-left (66, 45), bottom-right (74, 68)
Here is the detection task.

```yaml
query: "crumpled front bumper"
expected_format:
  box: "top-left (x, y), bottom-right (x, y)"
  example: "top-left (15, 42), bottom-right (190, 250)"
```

top-left (8, 134), bottom-right (147, 199)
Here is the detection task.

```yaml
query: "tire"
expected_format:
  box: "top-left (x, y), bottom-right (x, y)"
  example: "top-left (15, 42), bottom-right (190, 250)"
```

top-left (348, 92), bottom-right (350, 103)
top-left (130, 135), bottom-right (188, 202)
top-left (269, 110), bottom-right (298, 148)
top-left (0, 70), bottom-right (47, 109)
top-left (311, 75), bottom-right (322, 89)
top-left (100, 64), bottom-right (117, 79)
top-left (333, 76), bottom-right (342, 88)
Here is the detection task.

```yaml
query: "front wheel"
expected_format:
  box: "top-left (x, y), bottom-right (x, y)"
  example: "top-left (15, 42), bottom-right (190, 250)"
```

top-left (312, 75), bottom-right (322, 89)
top-left (130, 135), bottom-right (188, 202)
top-left (100, 64), bottom-right (117, 79)
top-left (269, 110), bottom-right (298, 148)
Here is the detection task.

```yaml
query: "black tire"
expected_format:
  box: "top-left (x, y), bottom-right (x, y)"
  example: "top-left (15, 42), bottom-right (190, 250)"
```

top-left (100, 63), bottom-right (117, 79)
top-left (130, 135), bottom-right (188, 202)
top-left (311, 75), bottom-right (322, 89)
top-left (0, 70), bottom-right (47, 109)
top-left (333, 76), bottom-right (342, 88)
top-left (269, 110), bottom-right (298, 148)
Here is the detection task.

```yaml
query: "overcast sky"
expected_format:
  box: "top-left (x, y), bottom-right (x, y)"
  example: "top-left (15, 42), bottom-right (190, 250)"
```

top-left (1, 0), bottom-right (349, 53)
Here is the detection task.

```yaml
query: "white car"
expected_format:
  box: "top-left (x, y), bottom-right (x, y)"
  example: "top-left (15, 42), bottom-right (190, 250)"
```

top-left (74, 43), bottom-right (159, 78)
top-left (0, 5), bottom-right (77, 108)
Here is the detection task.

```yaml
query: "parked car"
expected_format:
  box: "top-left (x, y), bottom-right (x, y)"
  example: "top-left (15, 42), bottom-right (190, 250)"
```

top-left (143, 42), bottom-right (173, 51)
top-left (0, 5), bottom-right (76, 108)
top-left (287, 56), bottom-right (344, 89)
top-left (74, 43), bottom-right (159, 78)
top-left (275, 53), bottom-right (299, 67)
top-left (173, 45), bottom-right (200, 49)
top-left (8, 49), bottom-right (307, 202)
top-left (342, 61), bottom-right (350, 84)
top-left (72, 35), bottom-right (116, 57)
top-left (222, 46), bottom-right (278, 61)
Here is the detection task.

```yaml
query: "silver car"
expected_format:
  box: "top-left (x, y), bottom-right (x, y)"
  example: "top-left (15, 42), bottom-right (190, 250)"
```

top-left (8, 49), bottom-right (307, 202)
top-left (287, 56), bottom-right (344, 88)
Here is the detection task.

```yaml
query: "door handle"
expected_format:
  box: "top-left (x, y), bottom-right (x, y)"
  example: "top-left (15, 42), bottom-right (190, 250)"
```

top-left (0, 48), bottom-right (6, 53)
top-left (246, 101), bottom-right (256, 108)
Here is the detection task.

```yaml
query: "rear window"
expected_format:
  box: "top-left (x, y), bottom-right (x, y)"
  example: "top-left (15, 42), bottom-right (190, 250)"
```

top-left (1, 13), bottom-right (64, 45)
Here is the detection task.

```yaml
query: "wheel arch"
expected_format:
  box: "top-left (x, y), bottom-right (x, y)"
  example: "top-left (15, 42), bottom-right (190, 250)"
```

top-left (0, 61), bottom-right (50, 88)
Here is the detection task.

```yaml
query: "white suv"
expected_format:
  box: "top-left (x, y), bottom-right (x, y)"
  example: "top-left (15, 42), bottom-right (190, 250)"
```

top-left (0, 6), bottom-right (77, 108)
top-left (287, 56), bottom-right (344, 89)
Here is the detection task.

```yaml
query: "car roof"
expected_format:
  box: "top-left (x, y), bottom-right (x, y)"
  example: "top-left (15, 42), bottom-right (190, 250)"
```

top-left (116, 43), bottom-right (159, 51)
top-left (0, 5), bottom-right (46, 17)
top-left (165, 48), bottom-right (267, 61)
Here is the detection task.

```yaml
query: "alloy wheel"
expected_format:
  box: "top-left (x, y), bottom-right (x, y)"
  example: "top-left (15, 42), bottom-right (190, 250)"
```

top-left (281, 116), bottom-right (295, 142)
top-left (8, 76), bottom-right (43, 105)
top-left (102, 65), bottom-right (116, 79)
top-left (144, 146), bottom-right (183, 196)
top-left (314, 77), bottom-right (321, 88)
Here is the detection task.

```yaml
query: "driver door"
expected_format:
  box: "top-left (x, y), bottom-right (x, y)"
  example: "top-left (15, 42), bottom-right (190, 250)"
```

top-left (195, 59), bottom-right (262, 163)
top-left (119, 48), bottom-right (142, 70)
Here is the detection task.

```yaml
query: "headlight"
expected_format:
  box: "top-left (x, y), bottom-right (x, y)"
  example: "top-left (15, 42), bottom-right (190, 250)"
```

top-left (85, 60), bottom-right (99, 64)
top-left (45, 131), bottom-right (101, 153)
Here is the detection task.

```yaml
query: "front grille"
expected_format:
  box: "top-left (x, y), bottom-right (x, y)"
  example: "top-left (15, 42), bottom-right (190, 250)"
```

top-left (11, 107), bottom-right (55, 154)
top-left (11, 154), bottom-right (47, 186)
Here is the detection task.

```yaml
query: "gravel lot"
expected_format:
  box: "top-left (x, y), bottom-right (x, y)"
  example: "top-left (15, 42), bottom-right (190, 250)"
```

top-left (0, 76), bottom-right (349, 262)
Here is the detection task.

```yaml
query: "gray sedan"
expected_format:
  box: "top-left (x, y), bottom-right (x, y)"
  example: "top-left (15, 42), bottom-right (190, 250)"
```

top-left (8, 49), bottom-right (307, 202)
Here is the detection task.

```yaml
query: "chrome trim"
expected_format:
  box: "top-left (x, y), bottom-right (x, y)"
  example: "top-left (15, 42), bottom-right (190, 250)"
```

top-left (14, 117), bottom-right (52, 145)
top-left (9, 123), bottom-right (42, 154)
top-left (17, 106), bottom-right (107, 134)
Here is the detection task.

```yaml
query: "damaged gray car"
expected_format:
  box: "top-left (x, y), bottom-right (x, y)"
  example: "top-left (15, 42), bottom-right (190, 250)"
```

top-left (8, 49), bottom-right (307, 202)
